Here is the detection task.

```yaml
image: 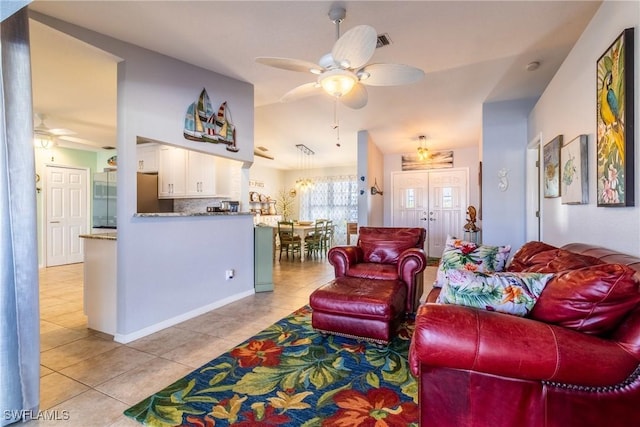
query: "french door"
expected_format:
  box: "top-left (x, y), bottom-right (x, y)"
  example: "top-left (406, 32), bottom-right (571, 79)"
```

top-left (391, 169), bottom-right (468, 257)
top-left (45, 165), bottom-right (89, 266)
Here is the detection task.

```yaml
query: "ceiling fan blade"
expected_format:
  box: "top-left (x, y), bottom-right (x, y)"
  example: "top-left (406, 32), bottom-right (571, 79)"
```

top-left (49, 127), bottom-right (76, 136)
top-left (340, 83), bottom-right (368, 109)
top-left (360, 63), bottom-right (425, 86)
top-left (332, 25), bottom-right (377, 69)
top-left (255, 57), bottom-right (321, 73)
top-left (281, 82), bottom-right (322, 103)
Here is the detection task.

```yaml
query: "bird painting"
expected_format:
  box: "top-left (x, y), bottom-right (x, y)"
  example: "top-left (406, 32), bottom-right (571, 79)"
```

top-left (599, 72), bottom-right (618, 128)
top-left (596, 28), bottom-right (633, 206)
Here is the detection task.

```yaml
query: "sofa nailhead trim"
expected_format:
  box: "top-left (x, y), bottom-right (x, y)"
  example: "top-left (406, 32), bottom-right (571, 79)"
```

top-left (542, 364), bottom-right (640, 393)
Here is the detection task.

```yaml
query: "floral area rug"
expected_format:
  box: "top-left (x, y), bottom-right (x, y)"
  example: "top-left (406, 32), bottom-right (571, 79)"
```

top-left (124, 305), bottom-right (418, 426)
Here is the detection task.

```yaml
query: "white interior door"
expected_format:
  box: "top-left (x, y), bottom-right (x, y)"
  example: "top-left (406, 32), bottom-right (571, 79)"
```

top-left (427, 169), bottom-right (468, 257)
top-left (46, 165), bottom-right (89, 266)
top-left (526, 134), bottom-right (542, 241)
top-left (392, 169), bottom-right (468, 257)
top-left (390, 172), bottom-right (429, 245)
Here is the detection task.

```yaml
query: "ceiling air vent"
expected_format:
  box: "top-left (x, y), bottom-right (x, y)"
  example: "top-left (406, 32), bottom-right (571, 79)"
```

top-left (376, 33), bottom-right (392, 48)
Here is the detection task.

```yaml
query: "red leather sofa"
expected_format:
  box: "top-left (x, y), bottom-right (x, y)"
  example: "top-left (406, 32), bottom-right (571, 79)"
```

top-left (327, 227), bottom-right (427, 314)
top-left (409, 242), bottom-right (640, 427)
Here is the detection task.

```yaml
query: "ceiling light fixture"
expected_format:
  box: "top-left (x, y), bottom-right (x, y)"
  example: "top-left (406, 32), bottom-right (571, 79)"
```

top-left (295, 143), bottom-right (315, 191)
top-left (526, 61), bottom-right (541, 71)
top-left (33, 132), bottom-right (54, 149)
top-left (318, 68), bottom-right (357, 97)
top-left (417, 135), bottom-right (429, 161)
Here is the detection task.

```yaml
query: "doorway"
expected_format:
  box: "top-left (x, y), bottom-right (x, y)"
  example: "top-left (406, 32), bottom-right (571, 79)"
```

top-left (526, 133), bottom-right (542, 241)
top-left (44, 165), bottom-right (90, 266)
top-left (391, 169), bottom-right (468, 257)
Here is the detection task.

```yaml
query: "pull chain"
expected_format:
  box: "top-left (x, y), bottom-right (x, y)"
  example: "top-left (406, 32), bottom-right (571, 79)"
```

top-left (333, 98), bottom-right (340, 141)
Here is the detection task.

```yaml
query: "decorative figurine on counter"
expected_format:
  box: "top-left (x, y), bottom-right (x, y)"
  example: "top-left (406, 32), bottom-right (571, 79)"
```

top-left (464, 205), bottom-right (479, 232)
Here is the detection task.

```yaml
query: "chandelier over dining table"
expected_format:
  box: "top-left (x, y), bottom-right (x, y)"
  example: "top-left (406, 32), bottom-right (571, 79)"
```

top-left (295, 143), bottom-right (315, 191)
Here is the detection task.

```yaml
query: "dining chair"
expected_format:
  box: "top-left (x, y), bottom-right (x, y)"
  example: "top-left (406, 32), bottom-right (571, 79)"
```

top-left (304, 220), bottom-right (325, 258)
top-left (322, 220), bottom-right (334, 253)
top-left (346, 222), bottom-right (358, 245)
top-left (277, 221), bottom-right (301, 260)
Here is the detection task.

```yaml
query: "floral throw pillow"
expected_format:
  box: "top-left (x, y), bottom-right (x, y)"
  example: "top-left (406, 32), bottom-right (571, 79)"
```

top-left (436, 270), bottom-right (554, 317)
top-left (434, 236), bottom-right (512, 287)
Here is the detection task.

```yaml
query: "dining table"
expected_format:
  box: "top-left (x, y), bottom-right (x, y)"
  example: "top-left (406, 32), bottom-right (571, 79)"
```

top-left (285, 222), bottom-right (334, 260)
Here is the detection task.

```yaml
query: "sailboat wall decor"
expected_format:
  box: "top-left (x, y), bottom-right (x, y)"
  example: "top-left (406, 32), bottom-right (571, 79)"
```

top-left (183, 88), bottom-right (238, 152)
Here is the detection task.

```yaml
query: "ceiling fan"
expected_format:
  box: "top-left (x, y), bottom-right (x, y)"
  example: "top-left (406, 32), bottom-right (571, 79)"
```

top-left (256, 7), bottom-right (424, 109)
top-left (33, 113), bottom-right (76, 147)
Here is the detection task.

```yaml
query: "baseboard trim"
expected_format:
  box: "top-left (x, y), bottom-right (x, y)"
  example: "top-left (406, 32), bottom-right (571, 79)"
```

top-left (113, 289), bottom-right (256, 344)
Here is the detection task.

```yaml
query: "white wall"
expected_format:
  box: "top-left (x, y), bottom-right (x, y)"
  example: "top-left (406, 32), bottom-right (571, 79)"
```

top-left (33, 13), bottom-right (257, 341)
top-left (357, 130), bottom-right (384, 227)
top-left (482, 98), bottom-right (538, 250)
top-left (528, 0), bottom-right (640, 255)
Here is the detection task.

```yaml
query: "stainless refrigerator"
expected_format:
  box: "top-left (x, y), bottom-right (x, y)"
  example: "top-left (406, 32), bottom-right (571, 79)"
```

top-left (93, 170), bottom-right (117, 229)
top-left (137, 173), bottom-right (173, 213)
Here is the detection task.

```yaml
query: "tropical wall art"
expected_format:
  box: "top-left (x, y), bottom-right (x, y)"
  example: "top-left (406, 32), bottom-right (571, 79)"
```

top-left (543, 135), bottom-right (562, 198)
top-left (184, 88), bottom-right (239, 152)
top-left (596, 28), bottom-right (634, 207)
top-left (401, 150), bottom-right (454, 171)
top-left (561, 135), bottom-right (588, 205)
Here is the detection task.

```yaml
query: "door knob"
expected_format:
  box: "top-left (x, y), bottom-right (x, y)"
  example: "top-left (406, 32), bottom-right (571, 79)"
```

top-left (429, 218), bottom-right (435, 221)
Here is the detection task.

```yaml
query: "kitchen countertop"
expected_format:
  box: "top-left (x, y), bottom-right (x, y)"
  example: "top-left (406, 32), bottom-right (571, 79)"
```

top-left (133, 212), bottom-right (254, 217)
top-left (79, 232), bottom-right (117, 240)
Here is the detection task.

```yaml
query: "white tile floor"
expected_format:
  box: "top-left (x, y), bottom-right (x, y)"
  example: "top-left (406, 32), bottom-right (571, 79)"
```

top-left (32, 257), bottom-right (437, 426)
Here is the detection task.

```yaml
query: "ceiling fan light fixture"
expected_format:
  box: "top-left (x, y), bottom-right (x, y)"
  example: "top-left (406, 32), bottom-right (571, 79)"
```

top-left (34, 131), bottom-right (54, 149)
top-left (319, 68), bottom-right (357, 97)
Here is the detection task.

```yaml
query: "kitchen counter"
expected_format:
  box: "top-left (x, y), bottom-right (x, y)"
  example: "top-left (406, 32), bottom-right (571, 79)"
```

top-left (79, 232), bottom-right (117, 240)
top-left (134, 212), bottom-right (254, 218)
top-left (80, 232), bottom-right (117, 336)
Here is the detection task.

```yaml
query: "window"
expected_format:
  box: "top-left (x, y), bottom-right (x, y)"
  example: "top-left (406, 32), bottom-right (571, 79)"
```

top-left (300, 175), bottom-right (357, 245)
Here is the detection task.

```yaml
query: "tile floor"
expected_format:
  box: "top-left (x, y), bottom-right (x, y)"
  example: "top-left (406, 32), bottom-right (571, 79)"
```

top-left (33, 256), bottom-right (436, 426)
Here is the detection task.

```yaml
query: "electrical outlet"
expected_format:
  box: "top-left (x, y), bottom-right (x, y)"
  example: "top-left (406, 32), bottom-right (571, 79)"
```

top-left (225, 269), bottom-right (234, 280)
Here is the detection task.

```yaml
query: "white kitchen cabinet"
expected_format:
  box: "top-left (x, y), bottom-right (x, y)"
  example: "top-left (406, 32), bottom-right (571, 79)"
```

top-left (158, 145), bottom-right (229, 198)
top-left (136, 143), bottom-right (159, 172)
top-left (158, 145), bottom-right (187, 198)
top-left (186, 150), bottom-right (216, 197)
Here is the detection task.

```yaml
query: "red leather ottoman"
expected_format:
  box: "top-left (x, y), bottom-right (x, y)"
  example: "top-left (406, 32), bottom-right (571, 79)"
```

top-left (309, 277), bottom-right (407, 344)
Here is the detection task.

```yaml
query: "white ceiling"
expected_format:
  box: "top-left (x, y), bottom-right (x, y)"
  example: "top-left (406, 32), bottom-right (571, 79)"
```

top-left (27, 0), bottom-right (602, 169)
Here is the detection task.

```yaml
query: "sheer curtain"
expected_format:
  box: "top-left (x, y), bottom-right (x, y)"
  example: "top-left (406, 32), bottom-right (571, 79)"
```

top-left (300, 175), bottom-right (357, 245)
top-left (1, 8), bottom-right (41, 425)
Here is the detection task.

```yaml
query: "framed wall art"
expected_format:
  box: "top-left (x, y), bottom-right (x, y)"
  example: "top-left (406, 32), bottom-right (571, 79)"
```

top-left (561, 135), bottom-right (588, 205)
top-left (596, 28), bottom-right (634, 207)
top-left (401, 151), bottom-right (453, 171)
top-left (543, 135), bottom-right (562, 198)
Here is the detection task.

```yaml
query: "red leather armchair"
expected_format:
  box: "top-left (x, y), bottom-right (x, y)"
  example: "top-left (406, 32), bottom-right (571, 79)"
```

top-left (327, 227), bottom-right (427, 313)
top-left (409, 242), bottom-right (640, 427)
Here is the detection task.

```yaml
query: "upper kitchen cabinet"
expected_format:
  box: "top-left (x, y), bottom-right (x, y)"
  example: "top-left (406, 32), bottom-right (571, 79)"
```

top-left (158, 145), bottom-right (229, 199)
top-left (186, 150), bottom-right (216, 197)
top-left (136, 143), bottom-right (159, 173)
top-left (158, 145), bottom-right (187, 198)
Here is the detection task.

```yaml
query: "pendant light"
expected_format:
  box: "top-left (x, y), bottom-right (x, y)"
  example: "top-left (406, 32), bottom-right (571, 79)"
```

top-left (417, 135), bottom-right (428, 161)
